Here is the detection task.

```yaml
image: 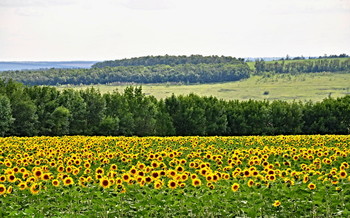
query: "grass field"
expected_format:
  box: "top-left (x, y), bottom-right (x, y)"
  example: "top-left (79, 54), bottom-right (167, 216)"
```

top-left (58, 72), bottom-right (350, 102)
top-left (1, 135), bottom-right (350, 217)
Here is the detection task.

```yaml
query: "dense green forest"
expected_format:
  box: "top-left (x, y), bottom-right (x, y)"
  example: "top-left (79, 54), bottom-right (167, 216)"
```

top-left (0, 63), bottom-right (250, 86)
top-left (1, 79), bottom-right (349, 137)
top-left (1, 55), bottom-right (349, 86)
top-left (92, 55), bottom-right (245, 68)
top-left (255, 58), bottom-right (350, 74)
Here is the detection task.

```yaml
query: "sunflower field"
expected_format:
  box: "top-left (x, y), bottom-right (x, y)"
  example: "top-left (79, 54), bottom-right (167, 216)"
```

top-left (1, 135), bottom-right (350, 217)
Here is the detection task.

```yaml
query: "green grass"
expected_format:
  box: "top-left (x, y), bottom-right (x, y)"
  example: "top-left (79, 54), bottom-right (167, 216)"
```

top-left (57, 72), bottom-right (350, 102)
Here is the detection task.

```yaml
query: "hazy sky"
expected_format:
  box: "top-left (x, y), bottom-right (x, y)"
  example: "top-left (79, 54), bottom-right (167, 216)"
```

top-left (1, 0), bottom-right (350, 61)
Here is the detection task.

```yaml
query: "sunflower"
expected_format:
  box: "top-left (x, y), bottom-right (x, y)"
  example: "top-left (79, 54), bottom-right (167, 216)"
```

top-left (52, 179), bottom-right (60, 187)
top-left (100, 177), bottom-right (110, 189)
top-left (18, 182), bottom-right (27, 190)
top-left (191, 178), bottom-right (201, 187)
top-left (0, 175), bottom-right (6, 182)
top-left (175, 165), bottom-right (184, 173)
top-left (84, 169), bottom-right (91, 174)
top-left (273, 200), bottom-right (281, 207)
top-left (199, 168), bottom-right (208, 176)
top-left (206, 175), bottom-right (213, 182)
top-left (122, 173), bottom-right (130, 182)
top-left (115, 178), bottom-right (123, 184)
top-left (247, 179), bottom-right (255, 187)
top-left (42, 173), bottom-right (51, 181)
top-left (84, 162), bottom-right (91, 168)
top-left (0, 184), bottom-right (6, 195)
top-left (7, 186), bottom-right (13, 194)
top-left (110, 164), bottom-right (118, 171)
top-left (63, 177), bottom-right (74, 186)
top-left (167, 170), bottom-right (177, 178)
top-left (151, 161), bottom-right (159, 168)
top-left (151, 171), bottom-right (160, 179)
top-left (339, 170), bottom-right (347, 179)
top-left (7, 174), bottom-right (16, 183)
top-left (57, 165), bottom-right (65, 173)
top-left (231, 183), bottom-right (240, 192)
top-left (243, 170), bottom-right (250, 177)
top-left (168, 180), bottom-right (177, 189)
top-left (30, 183), bottom-right (40, 195)
top-left (180, 173), bottom-right (188, 181)
top-left (95, 167), bottom-right (104, 175)
top-left (154, 181), bottom-right (163, 189)
top-left (269, 175), bottom-right (276, 181)
top-left (308, 183), bottom-right (316, 190)
top-left (33, 169), bottom-right (43, 179)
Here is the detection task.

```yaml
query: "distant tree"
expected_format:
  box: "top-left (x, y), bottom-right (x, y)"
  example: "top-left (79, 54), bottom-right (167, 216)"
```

top-left (80, 87), bottom-right (106, 135)
top-left (51, 106), bottom-right (70, 136)
top-left (0, 95), bottom-right (13, 136)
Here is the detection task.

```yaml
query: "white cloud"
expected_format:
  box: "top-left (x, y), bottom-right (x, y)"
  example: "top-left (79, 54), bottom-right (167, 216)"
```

top-left (119, 0), bottom-right (172, 10)
top-left (0, 0), bottom-right (349, 60)
top-left (0, 0), bottom-right (76, 7)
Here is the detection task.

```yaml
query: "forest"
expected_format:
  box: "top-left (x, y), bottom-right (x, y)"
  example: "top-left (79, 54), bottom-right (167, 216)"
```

top-left (1, 79), bottom-right (349, 137)
top-left (1, 55), bottom-right (349, 86)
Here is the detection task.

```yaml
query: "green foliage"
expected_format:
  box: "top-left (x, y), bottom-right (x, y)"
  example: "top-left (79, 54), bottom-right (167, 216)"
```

top-left (51, 106), bottom-right (70, 135)
top-left (0, 95), bottom-right (13, 136)
top-left (92, 54), bottom-right (245, 68)
top-left (0, 63), bottom-right (251, 85)
top-left (0, 79), bottom-right (349, 136)
top-left (255, 58), bottom-right (350, 74)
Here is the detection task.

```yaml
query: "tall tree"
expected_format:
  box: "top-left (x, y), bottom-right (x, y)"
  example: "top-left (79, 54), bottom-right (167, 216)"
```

top-left (0, 95), bottom-right (13, 136)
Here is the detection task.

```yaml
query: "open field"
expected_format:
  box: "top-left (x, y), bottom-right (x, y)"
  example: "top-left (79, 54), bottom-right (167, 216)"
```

top-left (1, 135), bottom-right (350, 216)
top-left (57, 72), bottom-right (350, 102)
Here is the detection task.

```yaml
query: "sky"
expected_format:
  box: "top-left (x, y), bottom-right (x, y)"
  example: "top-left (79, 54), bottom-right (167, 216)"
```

top-left (0, 0), bottom-right (350, 61)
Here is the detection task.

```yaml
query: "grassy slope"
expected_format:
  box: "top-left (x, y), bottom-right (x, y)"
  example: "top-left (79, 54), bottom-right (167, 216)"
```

top-left (57, 72), bottom-right (350, 102)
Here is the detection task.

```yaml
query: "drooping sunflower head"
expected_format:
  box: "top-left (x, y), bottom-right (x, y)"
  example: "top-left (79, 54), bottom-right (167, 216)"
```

top-left (30, 183), bottom-right (40, 195)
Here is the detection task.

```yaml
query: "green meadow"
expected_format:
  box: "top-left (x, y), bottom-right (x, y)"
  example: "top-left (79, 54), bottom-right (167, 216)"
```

top-left (57, 72), bottom-right (350, 102)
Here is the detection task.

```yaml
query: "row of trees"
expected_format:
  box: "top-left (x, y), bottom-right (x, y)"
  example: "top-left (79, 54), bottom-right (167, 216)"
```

top-left (92, 55), bottom-right (245, 68)
top-left (1, 79), bottom-right (349, 137)
top-left (255, 58), bottom-right (350, 74)
top-left (0, 63), bottom-right (251, 86)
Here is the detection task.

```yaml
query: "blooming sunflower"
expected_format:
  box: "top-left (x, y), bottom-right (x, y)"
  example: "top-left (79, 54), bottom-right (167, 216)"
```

top-left (0, 184), bottom-right (6, 195)
top-left (231, 183), bottom-right (240, 192)
top-left (52, 179), bottom-right (60, 187)
top-left (168, 180), bottom-right (177, 189)
top-left (273, 200), bottom-right (281, 207)
top-left (100, 177), bottom-right (110, 189)
top-left (192, 178), bottom-right (201, 187)
top-left (308, 183), bottom-right (316, 190)
top-left (63, 177), bottom-right (74, 186)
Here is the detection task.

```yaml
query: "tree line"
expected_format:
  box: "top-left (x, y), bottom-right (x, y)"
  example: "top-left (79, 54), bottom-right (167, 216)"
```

top-left (0, 63), bottom-right (251, 86)
top-left (92, 55), bottom-right (245, 68)
top-left (1, 79), bottom-right (349, 137)
top-left (2, 55), bottom-right (350, 86)
top-left (255, 58), bottom-right (350, 74)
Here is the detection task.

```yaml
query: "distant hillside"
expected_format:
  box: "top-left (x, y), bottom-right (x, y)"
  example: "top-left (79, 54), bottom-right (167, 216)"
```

top-left (0, 61), bottom-right (97, 71)
top-left (92, 55), bottom-right (245, 68)
top-left (1, 55), bottom-right (350, 86)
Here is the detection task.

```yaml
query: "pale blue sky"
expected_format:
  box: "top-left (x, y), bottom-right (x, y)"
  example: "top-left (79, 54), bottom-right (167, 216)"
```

top-left (1, 0), bottom-right (349, 61)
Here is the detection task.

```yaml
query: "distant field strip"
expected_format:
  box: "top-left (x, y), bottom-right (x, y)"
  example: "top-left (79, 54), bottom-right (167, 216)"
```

top-left (58, 73), bottom-right (350, 102)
